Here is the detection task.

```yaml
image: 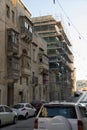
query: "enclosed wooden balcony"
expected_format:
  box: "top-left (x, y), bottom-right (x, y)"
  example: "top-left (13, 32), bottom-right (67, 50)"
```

top-left (20, 16), bottom-right (33, 43)
top-left (38, 53), bottom-right (49, 73)
top-left (7, 28), bottom-right (19, 56)
top-left (7, 56), bottom-right (19, 80)
top-left (21, 27), bottom-right (32, 42)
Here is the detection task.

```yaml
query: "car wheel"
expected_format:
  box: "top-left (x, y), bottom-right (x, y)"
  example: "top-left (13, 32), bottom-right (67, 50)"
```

top-left (13, 116), bottom-right (17, 124)
top-left (25, 113), bottom-right (29, 119)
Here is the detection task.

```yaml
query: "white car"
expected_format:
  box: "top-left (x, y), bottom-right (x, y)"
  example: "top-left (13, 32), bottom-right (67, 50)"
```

top-left (66, 91), bottom-right (87, 109)
top-left (34, 102), bottom-right (87, 130)
top-left (12, 103), bottom-right (36, 119)
top-left (0, 105), bottom-right (17, 127)
top-left (66, 91), bottom-right (87, 104)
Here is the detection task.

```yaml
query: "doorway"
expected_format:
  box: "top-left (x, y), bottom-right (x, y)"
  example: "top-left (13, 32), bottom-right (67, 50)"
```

top-left (7, 83), bottom-right (14, 106)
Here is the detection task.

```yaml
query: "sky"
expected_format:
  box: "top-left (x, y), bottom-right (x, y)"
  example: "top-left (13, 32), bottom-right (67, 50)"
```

top-left (22, 0), bottom-right (87, 80)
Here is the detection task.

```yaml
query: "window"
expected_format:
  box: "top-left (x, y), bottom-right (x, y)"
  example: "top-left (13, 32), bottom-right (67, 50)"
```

top-left (29, 27), bottom-right (32, 33)
top-left (32, 72), bottom-right (35, 83)
top-left (39, 105), bottom-right (77, 119)
top-left (26, 104), bottom-right (32, 108)
top-left (33, 49), bottom-right (37, 61)
top-left (26, 77), bottom-right (29, 86)
top-left (4, 106), bottom-right (12, 112)
top-left (8, 57), bottom-right (19, 70)
top-left (8, 31), bottom-right (18, 44)
top-left (20, 77), bottom-right (22, 85)
top-left (12, 104), bottom-right (24, 109)
top-left (0, 106), bottom-right (4, 112)
top-left (6, 5), bottom-right (10, 18)
top-left (12, 60), bottom-right (19, 70)
top-left (24, 22), bottom-right (32, 33)
top-left (24, 21), bottom-right (29, 29)
top-left (11, 32), bottom-right (18, 44)
top-left (12, 10), bottom-right (15, 23)
top-left (40, 57), bottom-right (42, 62)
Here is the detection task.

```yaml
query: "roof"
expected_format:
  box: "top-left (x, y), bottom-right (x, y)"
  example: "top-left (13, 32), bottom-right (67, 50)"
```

top-left (44, 101), bottom-right (77, 106)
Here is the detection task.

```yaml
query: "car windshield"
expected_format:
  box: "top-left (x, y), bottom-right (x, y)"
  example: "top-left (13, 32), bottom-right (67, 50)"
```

top-left (39, 105), bottom-right (77, 119)
top-left (12, 104), bottom-right (24, 109)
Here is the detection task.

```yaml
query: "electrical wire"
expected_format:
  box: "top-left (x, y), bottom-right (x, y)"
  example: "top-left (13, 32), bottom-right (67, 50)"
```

top-left (54, 0), bottom-right (87, 42)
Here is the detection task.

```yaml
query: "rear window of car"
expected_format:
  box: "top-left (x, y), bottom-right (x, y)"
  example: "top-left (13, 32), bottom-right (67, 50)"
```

top-left (39, 105), bottom-right (77, 119)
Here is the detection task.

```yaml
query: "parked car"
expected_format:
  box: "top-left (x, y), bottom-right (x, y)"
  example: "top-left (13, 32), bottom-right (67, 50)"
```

top-left (34, 101), bottom-right (87, 130)
top-left (0, 105), bottom-right (17, 127)
top-left (66, 91), bottom-right (87, 108)
top-left (12, 103), bottom-right (36, 119)
top-left (30, 100), bottom-right (46, 114)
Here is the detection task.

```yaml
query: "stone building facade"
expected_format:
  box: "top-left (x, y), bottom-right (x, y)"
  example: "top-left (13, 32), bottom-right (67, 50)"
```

top-left (32, 15), bottom-right (75, 101)
top-left (0, 0), bottom-right (49, 105)
top-left (0, 0), bottom-right (76, 105)
top-left (31, 33), bottom-right (49, 101)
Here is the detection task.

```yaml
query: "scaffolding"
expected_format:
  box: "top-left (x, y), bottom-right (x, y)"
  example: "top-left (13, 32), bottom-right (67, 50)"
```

top-left (32, 15), bottom-right (75, 101)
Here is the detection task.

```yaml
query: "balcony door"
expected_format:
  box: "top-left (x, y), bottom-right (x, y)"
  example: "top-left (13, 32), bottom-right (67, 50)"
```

top-left (7, 83), bottom-right (14, 106)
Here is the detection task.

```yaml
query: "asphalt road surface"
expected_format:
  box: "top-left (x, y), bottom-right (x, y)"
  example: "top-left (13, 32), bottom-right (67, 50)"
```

top-left (0, 117), bottom-right (35, 130)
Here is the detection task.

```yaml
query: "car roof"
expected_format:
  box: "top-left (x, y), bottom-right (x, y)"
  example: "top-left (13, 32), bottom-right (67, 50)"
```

top-left (0, 105), bottom-right (8, 107)
top-left (15, 103), bottom-right (30, 105)
top-left (44, 101), bottom-right (77, 106)
top-left (43, 101), bottom-right (87, 108)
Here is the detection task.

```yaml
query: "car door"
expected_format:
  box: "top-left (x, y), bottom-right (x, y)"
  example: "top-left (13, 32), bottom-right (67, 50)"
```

top-left (0, 106), bottom-right (6, 125)
top-left (4, 106), bottom-right (14, 124)
top-left (30, 104), bottom-right (36, 116)
top-left (26, 104), bottom-right (34, 116)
